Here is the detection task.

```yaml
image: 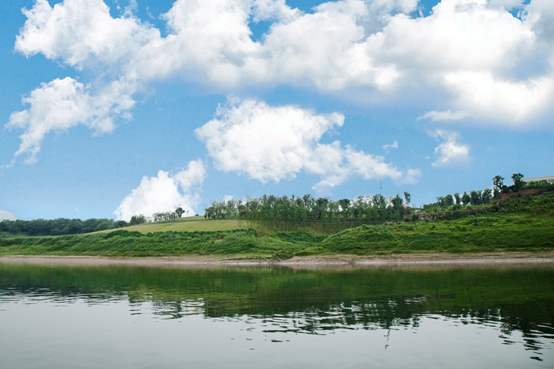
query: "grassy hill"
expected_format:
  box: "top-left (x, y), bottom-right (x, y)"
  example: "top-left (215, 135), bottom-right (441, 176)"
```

top-left (1, 190), bottom-right (553, 258)
top-left (97, 218), bottom-right (248, 233)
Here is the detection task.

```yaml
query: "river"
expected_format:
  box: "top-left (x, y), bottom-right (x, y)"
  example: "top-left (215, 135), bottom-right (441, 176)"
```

top-left (0, 261), bottom-right (553, 368)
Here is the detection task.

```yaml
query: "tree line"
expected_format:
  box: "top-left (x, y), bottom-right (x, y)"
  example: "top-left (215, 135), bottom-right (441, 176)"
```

top-left (423, 189), bottom-right (493, 211)
top-left (0, 218), bottom-right (128, 237)
top-left (128, 207), bottom-right (190, 225)
top-left (5, 172), bottom-right (550, 237)
top-left (204, 193), bottom-right (412, 232)
top-left (422, 173), bottom-right (553, 211)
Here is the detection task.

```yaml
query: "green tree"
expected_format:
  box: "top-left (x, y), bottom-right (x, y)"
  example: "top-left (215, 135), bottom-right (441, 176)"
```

top-left (482, 188), bottom-right (493, 204)
top-left (461, 192), bottom-right (471, 206)
top-left (470, 190), bottom-right (482, 205)
top-left (403, 191), bottom-right (411, 206)
top-left (175, 207), bottom-right (185, 218)
top-left (338, 199), bottom-right (351, 220)
top-left (511, 173), bottom-right (525, 192)
top-left (436, 196), bottom-right (445, 208)
top-left (130, 215), bottom-right (146, 225)
top-left (454, 193), bottom-right (461, 205)
top-left (444, 194), bottom-right (454, 207)
top-left (492, 175), bottom-right (505, 198)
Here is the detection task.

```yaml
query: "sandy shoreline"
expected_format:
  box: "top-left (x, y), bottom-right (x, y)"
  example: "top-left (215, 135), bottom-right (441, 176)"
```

top-left (1, 252), bottom-right (554, 268)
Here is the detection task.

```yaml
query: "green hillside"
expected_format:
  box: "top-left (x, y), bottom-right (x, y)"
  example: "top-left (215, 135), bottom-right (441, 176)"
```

top-left (97, 219), bottom-right (247, 233)
top-left (1, 189), bottom-right (553, 258)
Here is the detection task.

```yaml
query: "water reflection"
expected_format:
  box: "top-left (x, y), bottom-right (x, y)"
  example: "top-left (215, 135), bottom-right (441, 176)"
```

top-left (1, 262), bottom-right (553, 366)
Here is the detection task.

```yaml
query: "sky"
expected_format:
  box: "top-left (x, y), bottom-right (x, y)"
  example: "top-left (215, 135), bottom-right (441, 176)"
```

top-left (0, 0), bottom-right (553, 221)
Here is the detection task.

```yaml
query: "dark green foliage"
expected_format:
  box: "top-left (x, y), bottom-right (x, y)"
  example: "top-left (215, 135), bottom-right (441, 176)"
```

top-left (1, 191), bottom-right (553, 257)
top-left (239, 192), bottom-right (411, 233)
top-left (494, 172), bottom-right (554, 194)
top-left (175, 207), bottom-right (185, 218)
top-left (276, 231), bottom-right (326, 243)
top-left (0, 218), bottom-right (128, 237)
top-left (482, 188), bottom-right (493, 203)
top-left (462, 192), bottom-right (471, 206)
top-left (129, 215), bottom-right (146, 225)
top-left (1, 185), bottom-right (553, 258)
top-left (470, 190), bottom-right (482, 205)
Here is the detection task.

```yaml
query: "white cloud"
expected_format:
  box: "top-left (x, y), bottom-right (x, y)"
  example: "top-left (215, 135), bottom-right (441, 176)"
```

top-left (430, 129), bottom-right (470, 167)
top-left (417, 110), bottom-right (469, 122)
top-left (382, 140), bottom-right (399, 152)
top-left (523, 0), bottom-right (554, 42)
top-left (8, 0), bottom-right (554, 164)
top-left (196, 98), bottom-right (420, 190)
top-left (444, 71), bottom-right (554, 124)
top-left (7, 0), bottom-right (152, 165)
top-left (114, 159), bottom-right (206, 221)
top-left (15, 0), bottom-right (159, 69)
top-left (0, 211), bottom-right (18, 221)
top-left (5, 77), bottom-right (135, 165)
top-left (487, 0), bottom-right (526, 10)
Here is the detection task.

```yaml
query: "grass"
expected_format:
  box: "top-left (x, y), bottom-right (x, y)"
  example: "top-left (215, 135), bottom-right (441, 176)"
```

top-left (2, 191), bottom-right (553, 258)
top-left (1, 212), bottom-right (552, 258)
top-left (96, 219), bottom-right (248, 233)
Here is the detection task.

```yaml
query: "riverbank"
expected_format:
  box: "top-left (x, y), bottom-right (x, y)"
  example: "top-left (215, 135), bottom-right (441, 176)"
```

top-left (1, 252), bottom-right (554, 268)
top-left (2, 191), bottom-right (553, 258)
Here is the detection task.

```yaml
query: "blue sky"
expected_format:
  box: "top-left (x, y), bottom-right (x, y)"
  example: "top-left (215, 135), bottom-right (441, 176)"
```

top-left (1, 0), bottom-right (552, 221)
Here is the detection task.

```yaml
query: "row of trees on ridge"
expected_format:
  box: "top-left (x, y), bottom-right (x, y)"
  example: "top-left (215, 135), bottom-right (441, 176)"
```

top-left (204, 193), bottom-right (412, 231)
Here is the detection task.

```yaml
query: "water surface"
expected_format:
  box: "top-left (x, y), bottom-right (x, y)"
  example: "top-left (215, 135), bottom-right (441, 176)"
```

top-left (0, 262), bottom-right (553, 368)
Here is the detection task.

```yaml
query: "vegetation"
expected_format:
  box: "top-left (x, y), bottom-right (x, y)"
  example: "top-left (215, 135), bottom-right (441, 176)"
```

top-left (1, 188), bottom-right (553, 258)
top-left (0, 218), bottom-right (128, 237)
top-left (421, 173), bottom-right (553, 212)
top-left (1, 173), bottom-right (552, 257)
top-left (97, 219), bottom-right (248, 234)
top-left (203, 193), bottom-right (412, 233)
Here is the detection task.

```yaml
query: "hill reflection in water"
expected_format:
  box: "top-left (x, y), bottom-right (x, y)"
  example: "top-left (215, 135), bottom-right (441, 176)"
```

top-left (1, 262), bottom-right (553, 366)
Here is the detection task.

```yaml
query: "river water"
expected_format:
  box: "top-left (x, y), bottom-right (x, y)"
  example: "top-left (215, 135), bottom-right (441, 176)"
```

top-left (0, 261), bottom-right (553, 368)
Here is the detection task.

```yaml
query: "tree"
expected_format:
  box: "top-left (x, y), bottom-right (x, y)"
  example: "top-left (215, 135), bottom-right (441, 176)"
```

top-left (338, 199), bottom-right (351, 219)
top-left (511, 173), bottom-right (525, 192)
top-left (482, 188), bottom-right (493, 204)
top-left (461, 192), bottom-right (471, 206)
top-left (454, 193), bottom-right (461, 205)
top-left (130, 215), bottom-right (146, 225)
top-left (470, 190), bottom-right (482, 205)
top-left (444, 194), bottom-right (454, 207)
top-left (391, 194), bottom-right (404, 210)
top-left (175, 207), bottom-right (185, 218)
top-left (492, 175), bottom-right (506, 197)
top-left (403, 192), bottom-right (411, 206)
top-left (372, 194), bottom-right (386, 208)
top-left (492, 175), bottom-right (504, 190)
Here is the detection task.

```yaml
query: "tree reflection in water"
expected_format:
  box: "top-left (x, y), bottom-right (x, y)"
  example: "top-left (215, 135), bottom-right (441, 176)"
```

top-left (1, 262), bottom-right (553, 362)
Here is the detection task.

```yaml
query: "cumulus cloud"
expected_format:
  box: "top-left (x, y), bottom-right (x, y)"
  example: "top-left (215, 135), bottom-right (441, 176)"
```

top-left (15, 0), bottom-right (159, 69)
top-left (114, 160), bottom-right (206, 221)
top-left (195, 98), bottom-right (420, 190)
top-left (8, 0), bottom-right (153, 165)
top-left (523, 0), bottom-right (554, 42)
top-left (5, 77), bottom-right (135, 165)
top-left (8, 0), bottom-right (554, 164)
top-left (430, 129), bottom-right (470, 167)
top-left (0, 211), bottom-right (18, 221)
top-left (444, 71), bottom-right (554, 124)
